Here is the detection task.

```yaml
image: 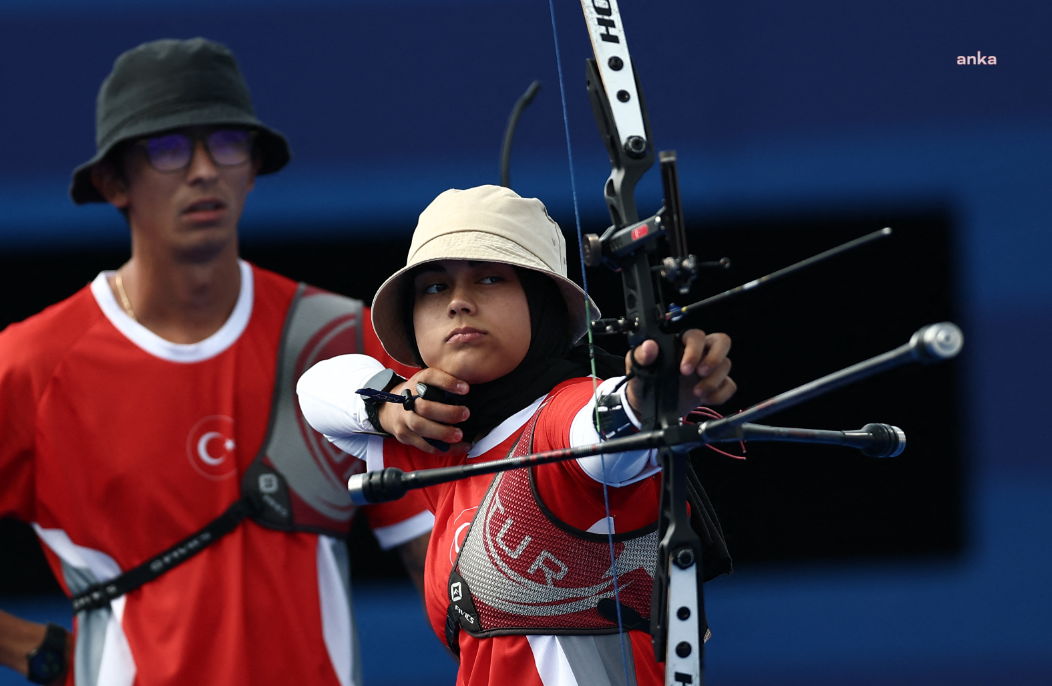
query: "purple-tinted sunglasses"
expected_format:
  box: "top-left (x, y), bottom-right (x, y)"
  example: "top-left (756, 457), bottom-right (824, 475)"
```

top-left (135, 128), bottom-right (255, 172)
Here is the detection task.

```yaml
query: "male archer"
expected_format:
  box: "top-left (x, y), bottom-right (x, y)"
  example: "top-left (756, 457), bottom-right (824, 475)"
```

top-left (0, 38), bottom-right (431, 686)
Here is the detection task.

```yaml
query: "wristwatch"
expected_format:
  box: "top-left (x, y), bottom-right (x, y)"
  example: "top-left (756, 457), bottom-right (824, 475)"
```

top-left (359, 368), bottom-right (405, 435)
top-left (25, 622), bottom-right (69, 685)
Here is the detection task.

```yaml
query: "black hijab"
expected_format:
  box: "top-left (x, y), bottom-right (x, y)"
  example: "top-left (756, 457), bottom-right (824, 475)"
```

top-left (403, 266), bottom-right (623, 442)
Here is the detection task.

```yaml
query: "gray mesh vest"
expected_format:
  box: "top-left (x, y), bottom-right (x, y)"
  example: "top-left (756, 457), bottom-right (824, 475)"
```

top-left (446, 402), bottom-right (660, 648)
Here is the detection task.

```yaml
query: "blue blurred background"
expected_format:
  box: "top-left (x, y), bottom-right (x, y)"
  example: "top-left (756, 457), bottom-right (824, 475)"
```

top-left (1, 0), bottom-right (1049, 684)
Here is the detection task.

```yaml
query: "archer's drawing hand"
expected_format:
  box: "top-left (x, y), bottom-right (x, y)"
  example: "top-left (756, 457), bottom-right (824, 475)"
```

top-left (625, 329), bottom-right (736, 418)
top-left (378, 368), bottom-right (472, 455)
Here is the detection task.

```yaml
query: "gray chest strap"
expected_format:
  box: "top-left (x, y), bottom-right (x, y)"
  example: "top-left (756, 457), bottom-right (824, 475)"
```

top-left (242, 284), bottom-right (366, 535)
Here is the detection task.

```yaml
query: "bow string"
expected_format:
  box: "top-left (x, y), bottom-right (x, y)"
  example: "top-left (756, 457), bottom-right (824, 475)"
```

top-left (546, 1), bottom-right (635, 683)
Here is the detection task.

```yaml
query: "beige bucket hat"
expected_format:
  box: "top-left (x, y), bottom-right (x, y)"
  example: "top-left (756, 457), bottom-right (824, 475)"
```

top-left (372, 185), bottom-right (601, 366)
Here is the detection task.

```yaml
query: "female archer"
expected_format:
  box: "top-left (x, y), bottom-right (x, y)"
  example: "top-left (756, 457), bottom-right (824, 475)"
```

top-left (298, 184), bottom-right (735, 686)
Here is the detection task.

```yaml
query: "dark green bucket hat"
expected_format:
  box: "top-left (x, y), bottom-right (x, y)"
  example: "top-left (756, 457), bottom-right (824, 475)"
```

top-left (70, 37), bottom-right (290, 204)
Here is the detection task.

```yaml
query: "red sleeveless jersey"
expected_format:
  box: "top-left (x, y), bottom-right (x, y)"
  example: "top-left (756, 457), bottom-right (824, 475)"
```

top-left (0, 263), bottom-right (426, 686)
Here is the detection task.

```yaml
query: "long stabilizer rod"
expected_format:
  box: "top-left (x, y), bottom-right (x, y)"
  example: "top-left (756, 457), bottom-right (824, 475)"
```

top-left (696, 322), bottom-right (961, 442)
top-left (348, 322), bottom-right (961, 504)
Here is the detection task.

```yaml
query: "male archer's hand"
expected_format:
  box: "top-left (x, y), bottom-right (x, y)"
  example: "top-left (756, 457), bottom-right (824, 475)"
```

top-left (625, 329), bottom-right (736, 419)
top-left (377, 369), bottom-right (473, 454)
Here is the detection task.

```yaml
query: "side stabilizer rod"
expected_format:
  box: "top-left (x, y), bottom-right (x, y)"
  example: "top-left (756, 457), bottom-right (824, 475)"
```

top-left (725, 422), bottom-right (906, 458)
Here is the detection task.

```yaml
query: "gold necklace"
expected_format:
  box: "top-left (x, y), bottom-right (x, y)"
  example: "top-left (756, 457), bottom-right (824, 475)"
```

top-left (114, 271), bottom-right (138, 322)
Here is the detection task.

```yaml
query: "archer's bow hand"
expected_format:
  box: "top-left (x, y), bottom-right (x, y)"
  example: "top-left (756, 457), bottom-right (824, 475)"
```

top-left (625, 329), bottom-right (736, 418)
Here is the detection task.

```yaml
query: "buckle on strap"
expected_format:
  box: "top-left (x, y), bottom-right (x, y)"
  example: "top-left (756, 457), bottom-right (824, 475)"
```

top-left (444, 604), bottom-right (461, 656)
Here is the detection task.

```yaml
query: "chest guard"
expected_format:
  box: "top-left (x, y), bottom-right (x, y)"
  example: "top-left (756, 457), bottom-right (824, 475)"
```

top-left (446, 403), bottom-right (659, 648)
top-left (73, 284), bottom-right (364, 613)
top-left (242, 283), bottom-right (365, 536)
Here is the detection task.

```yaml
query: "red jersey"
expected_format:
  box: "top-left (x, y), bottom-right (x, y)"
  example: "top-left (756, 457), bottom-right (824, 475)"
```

top-left (367, 379), bottom-right (665, 686)
top-left (0, 262), bottom-right (429, 686)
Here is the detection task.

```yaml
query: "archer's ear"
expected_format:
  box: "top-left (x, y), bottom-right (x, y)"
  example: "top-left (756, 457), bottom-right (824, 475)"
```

top-left (91, 162), bottom-right (129, 209)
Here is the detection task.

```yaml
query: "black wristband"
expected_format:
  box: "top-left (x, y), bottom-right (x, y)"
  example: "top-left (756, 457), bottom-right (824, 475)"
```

top-left (26, 622), bottom-right (69, 685)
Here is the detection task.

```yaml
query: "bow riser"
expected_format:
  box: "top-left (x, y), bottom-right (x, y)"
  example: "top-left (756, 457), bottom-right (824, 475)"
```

top-left (579, 4), bottom-right (707, 682)
top-left (584, 57), bottom-right (653, 227)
